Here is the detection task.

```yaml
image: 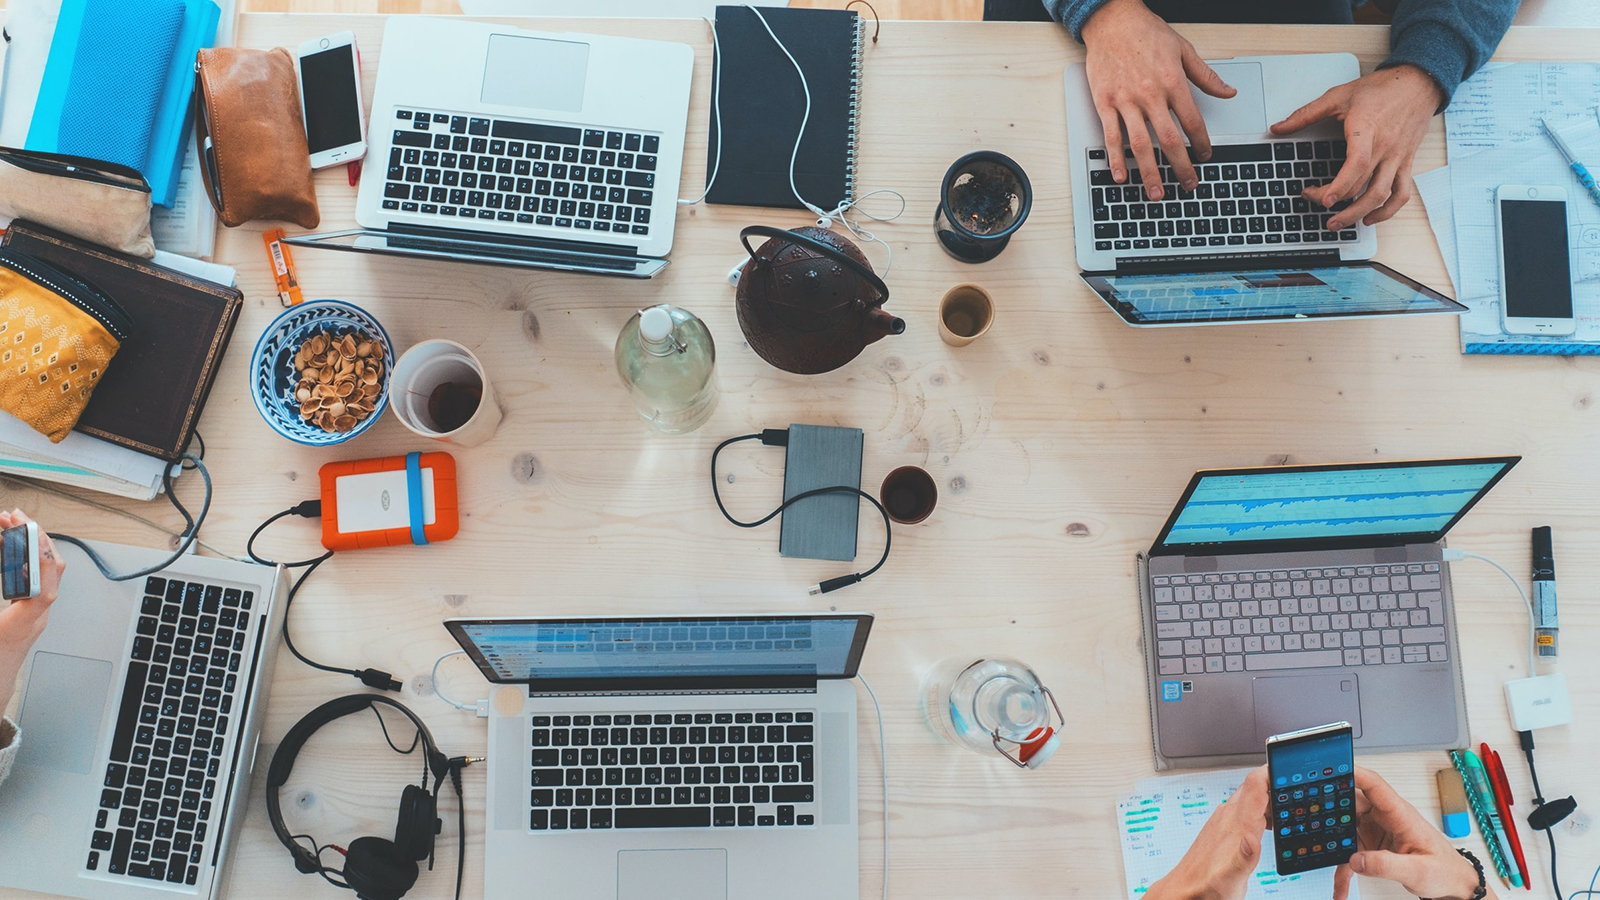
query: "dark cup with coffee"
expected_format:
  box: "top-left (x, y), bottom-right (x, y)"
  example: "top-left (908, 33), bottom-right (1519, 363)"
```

top-left (880, 466), bottom-right (938, 525)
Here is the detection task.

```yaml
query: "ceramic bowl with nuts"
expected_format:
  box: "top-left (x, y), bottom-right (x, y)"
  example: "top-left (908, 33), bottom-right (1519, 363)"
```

top-left (250, 299), bottom-right (394, 446)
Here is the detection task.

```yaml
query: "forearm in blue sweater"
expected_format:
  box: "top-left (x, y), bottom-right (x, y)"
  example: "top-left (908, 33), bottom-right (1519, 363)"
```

top-left (1042, 0), bottom-right (1516, 103)
top-left (1381, 0), bottom-right (1515, 104)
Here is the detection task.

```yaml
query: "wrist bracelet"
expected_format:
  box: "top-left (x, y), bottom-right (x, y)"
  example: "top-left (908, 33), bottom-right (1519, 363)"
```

top-left (1421, 848), bottom-right (1486, 900)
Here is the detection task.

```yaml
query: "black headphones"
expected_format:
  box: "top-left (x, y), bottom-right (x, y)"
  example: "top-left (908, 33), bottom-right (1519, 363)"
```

top-left (266, 695), bottom-right (453, 900)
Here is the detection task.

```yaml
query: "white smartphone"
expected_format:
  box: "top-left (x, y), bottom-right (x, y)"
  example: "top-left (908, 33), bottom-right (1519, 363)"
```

top-left (296, 31), bottom-right (367, 170)
top-left (2, 522), bottom-right (41, 601)
top-left (1496, 184), bottom-right (1577, 336)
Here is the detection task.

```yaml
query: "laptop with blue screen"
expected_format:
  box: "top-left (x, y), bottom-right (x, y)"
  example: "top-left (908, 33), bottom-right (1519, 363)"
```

top-left (445, 614), bottom-right (872, 900)
top-left (1136, 458), bottom-right (1519, 769)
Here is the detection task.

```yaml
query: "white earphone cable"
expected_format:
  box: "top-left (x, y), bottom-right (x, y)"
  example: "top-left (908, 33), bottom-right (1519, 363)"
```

top-left (1447, 549), bottom-right (1538, 678)
top-left (857, 672), bottom-right (889, 900)
top-left (678, 16), bottom-right (724, 207)
top-left (431, 649), bottom-right (477, 712)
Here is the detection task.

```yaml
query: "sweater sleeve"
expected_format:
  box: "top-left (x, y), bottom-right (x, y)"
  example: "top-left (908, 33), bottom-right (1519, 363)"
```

top-left (1042, 0), bottom-right (1113, 42)
top-left (0, 717), bottom-right (18, 789)
top-left (1380, 0), bottom-right (1516, 107)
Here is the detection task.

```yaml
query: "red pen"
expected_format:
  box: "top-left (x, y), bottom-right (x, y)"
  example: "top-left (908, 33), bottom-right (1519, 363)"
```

top-left (1481, 742), bottom-right (1532, 890)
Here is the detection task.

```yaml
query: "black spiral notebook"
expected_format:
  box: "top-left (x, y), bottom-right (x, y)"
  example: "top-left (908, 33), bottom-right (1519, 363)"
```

top-left (706, 5), bottom-right (865, 211)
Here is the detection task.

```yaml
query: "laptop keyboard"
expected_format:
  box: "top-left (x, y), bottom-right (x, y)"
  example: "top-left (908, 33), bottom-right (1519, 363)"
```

top-left (530, 711), bottom-right (817, 831)
top-left (1152, 564), bottom-right (1448, 676)
top-left (385, 109), bottom-right (660, 237)
top-left (87, 577), bottom-right (254, 885)
top-left (1087, 142), bottom-right (1359, 252)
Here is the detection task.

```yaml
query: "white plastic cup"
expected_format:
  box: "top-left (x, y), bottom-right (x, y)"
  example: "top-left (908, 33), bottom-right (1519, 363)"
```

top-left (389, 340), bottom-right (502, 447)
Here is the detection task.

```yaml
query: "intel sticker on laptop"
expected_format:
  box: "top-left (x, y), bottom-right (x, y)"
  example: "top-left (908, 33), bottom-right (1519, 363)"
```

top-left (1161, 681), bottom-right (1183, 702)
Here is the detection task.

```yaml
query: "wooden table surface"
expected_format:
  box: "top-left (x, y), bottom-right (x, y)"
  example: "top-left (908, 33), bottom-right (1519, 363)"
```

top-left (6, 14), bottom-right (1599, 900)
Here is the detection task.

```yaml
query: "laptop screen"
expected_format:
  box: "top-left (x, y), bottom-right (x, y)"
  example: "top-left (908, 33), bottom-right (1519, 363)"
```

top-left (445, 615), bottom-right (873, 687)
top-left (1150, 458), bottom-right (1519, 555)
top-left (1081, 261), bottom-right (1465, 325)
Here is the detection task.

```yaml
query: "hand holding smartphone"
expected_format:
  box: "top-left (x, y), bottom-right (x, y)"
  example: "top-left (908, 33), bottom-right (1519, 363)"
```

top-left (1496, 184), bottom-right (1577, 337)
top-left (1267, 722), bottom-right (1356, 875)
top-left (297, 32), bottom-right (367, 170)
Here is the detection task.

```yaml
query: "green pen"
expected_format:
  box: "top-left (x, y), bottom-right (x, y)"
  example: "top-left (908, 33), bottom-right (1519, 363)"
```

top-left (1462, 750), bottom-right (1524, 888)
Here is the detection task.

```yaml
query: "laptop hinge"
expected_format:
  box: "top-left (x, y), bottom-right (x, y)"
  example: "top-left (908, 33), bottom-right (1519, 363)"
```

top-left (523, 675), bottom-right (819, 696)
top-left (388, 221), bottom-right (640, 258)
top-left (1106, 249), bottom-right (1342, 276)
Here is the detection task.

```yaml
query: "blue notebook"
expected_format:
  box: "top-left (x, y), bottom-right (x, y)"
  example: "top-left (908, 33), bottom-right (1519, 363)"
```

top-left (28, 0), bottom-right (219, 208)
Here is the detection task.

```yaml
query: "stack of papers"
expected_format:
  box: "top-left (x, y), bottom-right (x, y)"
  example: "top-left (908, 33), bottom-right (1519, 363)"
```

top-left (1118, 768), bottom-right (1353, 900)
top-left (1417, 62), bottom-right (1600, 354)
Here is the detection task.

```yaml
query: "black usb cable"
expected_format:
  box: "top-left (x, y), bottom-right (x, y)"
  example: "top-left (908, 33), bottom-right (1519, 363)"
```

top-left (1520, 729), bottom-right (1579, 899)
top-left (248, 501), bottom-right (400, 692)
top-left (711, 429), bottom-right (892, 594)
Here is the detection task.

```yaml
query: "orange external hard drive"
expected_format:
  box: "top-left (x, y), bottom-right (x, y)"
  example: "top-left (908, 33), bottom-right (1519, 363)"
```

top-left (318, 452), bottom-right (459, 551)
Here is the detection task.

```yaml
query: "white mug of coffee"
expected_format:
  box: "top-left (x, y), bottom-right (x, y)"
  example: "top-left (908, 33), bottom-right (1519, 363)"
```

top-left (389, 340), bottom-right (502, 447)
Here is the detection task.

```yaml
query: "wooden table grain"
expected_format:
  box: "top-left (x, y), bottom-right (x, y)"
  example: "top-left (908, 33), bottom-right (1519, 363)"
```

top-left (5, 15), bottom-right (1599, 900)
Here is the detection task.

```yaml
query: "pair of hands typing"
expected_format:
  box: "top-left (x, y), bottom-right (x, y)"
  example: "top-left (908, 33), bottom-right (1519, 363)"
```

top-left (1147, 766), bottom-right (1494, 900)
top-left (1080, 0), bottom-right (1444, 233)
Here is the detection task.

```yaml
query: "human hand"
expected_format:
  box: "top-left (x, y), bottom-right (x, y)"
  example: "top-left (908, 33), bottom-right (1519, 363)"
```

top-left (0, 510), bottom-right (64, 712)
top-left (1146, 767), bottom-right (1269, 900)
top-left (1270, 64), bottom-right (1445, 231)
top-left (1332, 767), bottom-right (1496, 900)
top-left (1081, 0), bottom-right (1236, 202)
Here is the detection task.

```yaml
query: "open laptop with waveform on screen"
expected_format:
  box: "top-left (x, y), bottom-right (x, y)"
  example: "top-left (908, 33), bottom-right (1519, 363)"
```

top-left (1135, 457), bottom-right (1519, 769)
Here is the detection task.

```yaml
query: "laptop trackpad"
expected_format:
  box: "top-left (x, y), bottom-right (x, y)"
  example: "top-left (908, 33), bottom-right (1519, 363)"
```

top-left (1252, 673), bottom-right (1362, 743)
top-left (17, 652), bottom-right (113, 775)
top-left (618, 849), bottom-right (726, 900)
top-left (1188, 62), bottom-right (1267, 135)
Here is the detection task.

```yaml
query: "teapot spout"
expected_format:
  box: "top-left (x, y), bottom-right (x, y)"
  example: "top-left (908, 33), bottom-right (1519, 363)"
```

top-left (865, 308), bottom-right (906, 344)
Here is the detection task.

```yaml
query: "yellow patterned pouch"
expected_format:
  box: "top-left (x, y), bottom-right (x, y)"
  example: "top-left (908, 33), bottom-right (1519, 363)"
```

top-left (0, 248), bottom-right (133, 442)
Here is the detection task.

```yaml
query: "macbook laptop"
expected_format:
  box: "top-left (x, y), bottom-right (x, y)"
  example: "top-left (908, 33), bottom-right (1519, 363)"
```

top-left (445, 613), bottom-right (872, 900)
top-left (1064, 53), bottom-right (1467, 326)
top-left (0, 539), bottom-right (287, 898)
top-left (286, 17), bottom-right (694, 278)
top-left (1136, 457), bottom-right (1519, 769)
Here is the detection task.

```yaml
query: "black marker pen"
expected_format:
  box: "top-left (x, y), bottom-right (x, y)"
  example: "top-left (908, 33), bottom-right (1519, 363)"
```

top-left (1532, 526), bottom-right (1558, 658)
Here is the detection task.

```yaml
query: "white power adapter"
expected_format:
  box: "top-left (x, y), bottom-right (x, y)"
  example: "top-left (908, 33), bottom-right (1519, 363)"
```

top-left (1505, 671), bottom-right (1574, 731)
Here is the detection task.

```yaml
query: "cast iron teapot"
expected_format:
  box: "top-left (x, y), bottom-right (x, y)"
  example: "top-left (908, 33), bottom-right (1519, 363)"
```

top-left (735, 225), bottom-right (904, 375)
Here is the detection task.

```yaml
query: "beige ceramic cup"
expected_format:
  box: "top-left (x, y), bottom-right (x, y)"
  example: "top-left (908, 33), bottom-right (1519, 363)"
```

top-left (389, 339), bottom-right (502, 447)
top-left (938, 283), bottom-right (995, 347)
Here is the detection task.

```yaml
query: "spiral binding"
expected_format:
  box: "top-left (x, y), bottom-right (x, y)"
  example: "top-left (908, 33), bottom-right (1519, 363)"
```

top-left (844, 15), bottom-right (865, 208)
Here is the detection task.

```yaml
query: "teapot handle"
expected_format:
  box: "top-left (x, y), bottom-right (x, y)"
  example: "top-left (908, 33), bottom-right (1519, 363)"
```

top-left (739, 225), bottom-right (890, 304)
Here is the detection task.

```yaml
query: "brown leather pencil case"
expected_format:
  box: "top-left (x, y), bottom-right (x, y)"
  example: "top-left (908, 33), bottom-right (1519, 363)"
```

top-left (193, 47), bottom-right (320, 228)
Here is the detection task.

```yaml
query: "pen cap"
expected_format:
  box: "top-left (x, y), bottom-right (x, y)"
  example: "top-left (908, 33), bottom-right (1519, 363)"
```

top-left (1532, 526), bottom-right (1554, 576)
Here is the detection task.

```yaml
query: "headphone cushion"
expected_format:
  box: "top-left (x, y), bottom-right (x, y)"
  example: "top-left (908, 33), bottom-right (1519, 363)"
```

top-left (393, 784), bottom-right (438, 861)
top-left (342, 837), bottom-right (419, 900)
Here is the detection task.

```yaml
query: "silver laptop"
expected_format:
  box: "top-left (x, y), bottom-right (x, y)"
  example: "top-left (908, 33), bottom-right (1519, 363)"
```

top-left (1137, 457), bottom-right (1519, 769)
top-left (1064, 54), bottom-right (1466, 326)
top-left (286, 17), bottom-right (693, 278)
top-left (445, 613), bottom-right (872, 900)
top-left (0, 539), bottom-right (287, 898)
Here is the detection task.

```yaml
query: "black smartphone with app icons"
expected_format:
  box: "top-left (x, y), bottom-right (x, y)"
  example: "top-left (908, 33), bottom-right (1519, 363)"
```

top-left (1266, 721), bottom-right (1357, 875)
